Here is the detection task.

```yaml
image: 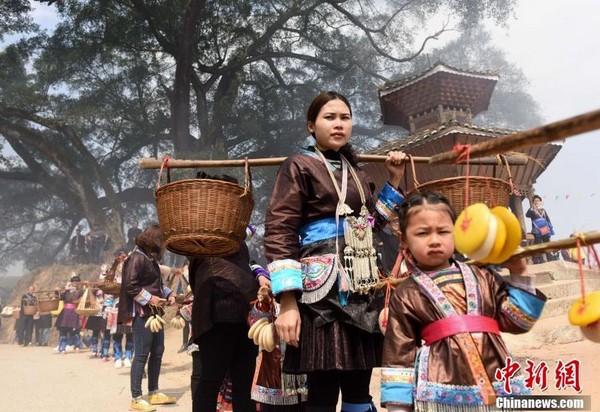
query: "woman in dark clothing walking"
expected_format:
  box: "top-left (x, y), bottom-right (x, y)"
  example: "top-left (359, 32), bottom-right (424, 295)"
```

top-left (119, 224), bottom-right (176, 412)
top-left (188, 172), bottom-right (269, 412)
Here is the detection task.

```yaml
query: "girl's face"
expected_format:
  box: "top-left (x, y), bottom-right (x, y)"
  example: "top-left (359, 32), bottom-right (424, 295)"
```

top-left (533, 198), bottom-right (542, 208)
top-left (308, 99), bottom-right (352, 152)
top-left (401, 207), bottom-right (455, 272)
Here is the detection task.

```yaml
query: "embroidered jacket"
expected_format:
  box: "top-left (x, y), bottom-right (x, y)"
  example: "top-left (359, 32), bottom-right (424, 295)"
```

top-left (381, 263), bottom-right (546, 411)
top-left (264, 147), bottom-right (403, 299)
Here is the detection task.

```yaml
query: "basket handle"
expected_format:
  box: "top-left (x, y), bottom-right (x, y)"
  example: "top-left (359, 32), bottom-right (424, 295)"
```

top-left (408, 154), bottom-right (421, 188)
top-left (156, 156), bottom-right (172, 191)
top-left (498, 154), bottom-right (515, 194)
top-left (242, 157), bottom-right (253, 196)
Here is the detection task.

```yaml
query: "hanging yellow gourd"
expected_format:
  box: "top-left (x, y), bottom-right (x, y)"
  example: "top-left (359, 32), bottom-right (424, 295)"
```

top-left (454, 203), bottom-right (493, 256)
top-left (485, 207), bottom-right (523, 264)
top-left (568, 291), bottom-right (600, 342)
top-left (454, 203), bottom-right (521, 263)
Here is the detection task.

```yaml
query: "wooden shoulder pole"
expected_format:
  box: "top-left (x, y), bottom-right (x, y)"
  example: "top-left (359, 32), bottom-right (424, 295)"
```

top-left (429, 108), bottom-right (600, 164)
top-left (139, 154), bottom-right (527, 169)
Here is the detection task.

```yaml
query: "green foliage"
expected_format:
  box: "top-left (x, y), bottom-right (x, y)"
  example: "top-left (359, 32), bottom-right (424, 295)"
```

top-left (0, 0), bottom-right (35, 40)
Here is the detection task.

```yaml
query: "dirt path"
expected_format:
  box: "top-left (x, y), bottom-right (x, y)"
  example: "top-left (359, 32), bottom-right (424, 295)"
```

top-left (0, 328), bottom-right (193, 411)
top-left (1, 327), bottom-right (599, 411)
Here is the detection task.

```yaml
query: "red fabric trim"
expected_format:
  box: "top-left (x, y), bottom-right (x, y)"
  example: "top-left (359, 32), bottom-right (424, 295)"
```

top-left (422, 315), bottom-right (500, 345)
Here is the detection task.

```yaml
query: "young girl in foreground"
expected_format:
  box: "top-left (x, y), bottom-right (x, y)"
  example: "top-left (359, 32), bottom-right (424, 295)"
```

top-left (381, 192), bottom-right (547, 412)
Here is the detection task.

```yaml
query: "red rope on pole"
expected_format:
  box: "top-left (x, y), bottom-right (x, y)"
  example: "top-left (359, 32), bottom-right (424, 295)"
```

top-left (576, 238), bottom-right (586, 306)
top-left (453, 143), bottom-right (471, 228)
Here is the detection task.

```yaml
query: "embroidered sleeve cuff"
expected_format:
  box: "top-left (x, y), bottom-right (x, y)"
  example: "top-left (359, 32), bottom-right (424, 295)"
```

top-left (251, 263), bottom-right (271, 280)
top-left (501, 285), bottom-right (546, 331)
top-left (380, 367), bottom-right (415, 407)
top-left (162, 286), bottom-right (173, 298)
top-left (268, 259), bottom-right (302, 297)
top-left (134, 288), bottom-right (152, 305)
top-left (376, 183), bottom-right (404, 221)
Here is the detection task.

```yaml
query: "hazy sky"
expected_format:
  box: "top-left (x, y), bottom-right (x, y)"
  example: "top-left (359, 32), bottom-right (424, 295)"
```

top-left (486, 0), bottom-right (600, 239)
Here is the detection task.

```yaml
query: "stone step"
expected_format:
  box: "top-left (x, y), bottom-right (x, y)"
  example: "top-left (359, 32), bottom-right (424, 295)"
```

top-left (537, 278), bottom-right (600, 300)
top-left (540, 296), bottom-right (579, 319)
top-left (538, 292), bottom-right (600, 319)
top-left (501, 263), bottom-right (599, 348)
top-left (529, 261), bottom-right (600, 281)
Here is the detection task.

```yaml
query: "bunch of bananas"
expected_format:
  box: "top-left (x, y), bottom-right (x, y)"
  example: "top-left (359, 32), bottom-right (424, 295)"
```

top-left (170, 315), bottom-right (187, 329)
top-left (145, 314), bottom-right (166, 333)
top-left (247, 317), bottom-right (276, 352)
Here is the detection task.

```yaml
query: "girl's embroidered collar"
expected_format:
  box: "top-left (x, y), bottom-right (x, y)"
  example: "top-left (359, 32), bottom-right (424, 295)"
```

top-left (408, 259), bottom-right (461, 277)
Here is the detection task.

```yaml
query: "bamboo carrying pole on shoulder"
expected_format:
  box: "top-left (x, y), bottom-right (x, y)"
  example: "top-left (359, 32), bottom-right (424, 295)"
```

top-left (510, 231), bottom-right (600, 259)
top-left (139, 154), bottom-right (527, 169)
top-left (429, 108), bottom-right (600, 164)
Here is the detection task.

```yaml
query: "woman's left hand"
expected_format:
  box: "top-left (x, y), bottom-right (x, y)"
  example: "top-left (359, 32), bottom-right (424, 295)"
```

top-left (385, 151), bottom-right (408, 188)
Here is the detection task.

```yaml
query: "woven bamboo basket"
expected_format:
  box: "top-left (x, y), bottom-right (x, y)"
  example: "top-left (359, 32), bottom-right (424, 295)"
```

top-left (38, 298), bottom-right (60, 313)
top-left (12, 307), bottom-right (21, 319)
top-left (98, 256), bottom-right (123, 295)
top-left (23, 305), bottom-right (38, 315)
top-left (154, 158), bottom-right (254, 257)
top-left (408, 155), bottom-right (513, 215)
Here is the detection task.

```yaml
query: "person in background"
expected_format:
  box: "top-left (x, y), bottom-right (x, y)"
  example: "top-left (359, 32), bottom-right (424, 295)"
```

top-left (56, 275), bottom-right (83, 353)
top-left (85, 289), bottom-right (107, 357)
top-left (127, 220), bottom-right (143, 252)
top-left (70, 226), bottom-right (87, 263)
top-left (119, 224), bottom-right (176, 412)
top-left (101, 293), bottom-right (117, 362)
top-left (88, 225), bottom-right (108, 264)
top-left (526, 195), bottom-right (556, 263)
top-left (112, 299), bottom-right (135, 369)
top-left (20, 286), bottom-right (37, 347)
top-left (188, 171), bottom-right (268, 412)
top-left (35, 308), bottom-right (53, 346)
top-left (14, 307), bottom-right (24, 345)
top-left (113, 242), bottom-right (129, 257)
top-left (167, 261), bottom-right (191, 353)
top-left (248, 284), bottom-right (308, 411)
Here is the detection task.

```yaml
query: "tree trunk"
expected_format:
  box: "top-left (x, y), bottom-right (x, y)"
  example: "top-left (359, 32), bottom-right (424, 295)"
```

top-left (171, 0), bottom-right (206, 154)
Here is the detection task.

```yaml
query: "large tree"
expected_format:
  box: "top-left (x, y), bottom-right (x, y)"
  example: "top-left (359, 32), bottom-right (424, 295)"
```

top-left (0, 0), bottom-right (525, 269)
